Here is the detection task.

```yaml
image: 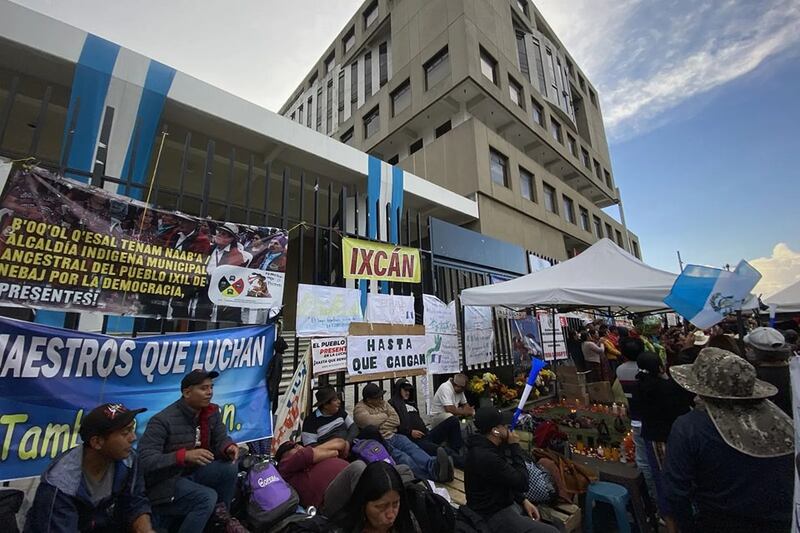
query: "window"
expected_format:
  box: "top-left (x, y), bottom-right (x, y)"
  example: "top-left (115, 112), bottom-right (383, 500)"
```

top-left (615, 229), bottom-right (624, 247)
top-left (337, 71), bottom-right (345, 123)
top-left (532, 39), bottom-right (546, 94)
top-left (350, 62), bottom-right (358, 104)
top-left (316, 87), bottom-right (323, 131)
top-left (324, 52), bottom-right (335, 75)
top-left (424, 46), bottom-right (449, 90)
top-left (593, 159), bottom-right (602, 179)
top-left (435, 120), bottom-right (451, 138)
top-left (387, 155), bottom-right (399, 165)
top-left (589, 89), bottom-right (597, 107)
top-left (604, 169), bottom-right (612, 188)
top-left (515, 31), bottom-right (530, 82)
top-left (379, 42), bottom-right (388, 87)
top-left (391, 79), bottom-right (411, 116)
top-left (340, 127), bottom-right (354, 146)
top-left (409, 138), bottom-right (423, 155)
top-left (306, 96), bottom-right (313, 127)
top-left (489, 148), bottom-right (509, 187)
top-left (567, 134), bottom-right (577, 157)
top-left (343, 28), bottom-right (356, 54)
top-left (605, 223), bottom-right (613, 240)
top-left (632, 240), bottom-right (640, 259)
top-left (509, 76), bottom-right (523, 108)
top-left (309, 72), bottom-right (318, 88)
top-left (364, 52), bottom-right (372, 99)
top-left (562, 195), bottom-right (576, 224)
top-left (519, 167), bottom-right (534, 201)
top-left (578, 75), bottom-right (586, 92)
top-left (290, 111), bottom-right (295, 121)
top-left (579, 207), bottom-right (590, 231)
top-left (543, 183), bottom-right (557, 213)
top-left (566, 59), bottom-right (574, 78)
top-left (480, 47), bottom-right (498, 85)
top-left (298, 104), bottom-right (304, 126)
top-left (581, 148), bottom-right (590, 169)
top-left (326, 79), bottom-right (334, 133)
top-left (550, 118), bottom-right (563, 144)
top-left (364, 1), bottom-right (378, 29)
top-left (364, 106), bottom-right (380, 139)
top-left (593, 216), bottom-right (602, 238)
top-left (516, 0), bottom-right (529, 17)
top-left (532, 99), bottom-right (544, 126)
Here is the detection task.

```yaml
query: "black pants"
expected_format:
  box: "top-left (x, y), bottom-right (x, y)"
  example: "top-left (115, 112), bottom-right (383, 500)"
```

top-left (486, 504), bottom-right (559, 533)
top-left (417, 416), bottom-right (464, 455)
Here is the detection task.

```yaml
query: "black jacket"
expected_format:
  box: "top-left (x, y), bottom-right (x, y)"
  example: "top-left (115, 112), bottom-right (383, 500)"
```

top-left (138, 399), bottom-right (234, 505)
top-left (635, 376), bottom-right (692, 442)
top-left (389, 381), bottom-right (428, 438)
top-left (464, 434), bottom-right (528, 517)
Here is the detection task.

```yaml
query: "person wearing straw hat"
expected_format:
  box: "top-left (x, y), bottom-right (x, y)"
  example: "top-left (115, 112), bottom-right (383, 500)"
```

top-left (745, 327), bottom-right (793, 418)
top-left (663, 348), bottom-right (794, 533)
top-left (301, 385), bottom-right (359, 447)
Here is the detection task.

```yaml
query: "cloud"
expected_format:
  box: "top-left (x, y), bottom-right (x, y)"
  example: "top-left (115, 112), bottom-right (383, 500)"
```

top-left (749, 243), bottom-right (800, 298)
top-left (535, 0), bottom-right (800, 141)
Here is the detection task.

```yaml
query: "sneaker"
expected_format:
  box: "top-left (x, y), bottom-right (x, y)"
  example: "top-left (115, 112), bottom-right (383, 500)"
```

top-left (436, 447), bottom-right (454, 482)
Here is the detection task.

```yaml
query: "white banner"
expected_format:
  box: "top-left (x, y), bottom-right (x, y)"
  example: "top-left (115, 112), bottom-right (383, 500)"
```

top-left (464, 305), bottom-right (494, 365)
top-left (347, 333), bottom-right (429, 376)
top-left (528, 254), bottom-right (552, 273)
top-left (271, 348), bottom-right (310, 454)
top-left (791, 357), bottom-right (800, 533)
top-left (365, 293), bottom-right (415, 324)
top-left (537, 311), bottom-right (568, 361)
top-left (427, 333), bottom-right (461, 374)
top-left (296, 284), bottom-right (363, 337)
top-left (311, 337), bottom-right (348, 376)
top-left (423, 294), bottom-right (457, 335)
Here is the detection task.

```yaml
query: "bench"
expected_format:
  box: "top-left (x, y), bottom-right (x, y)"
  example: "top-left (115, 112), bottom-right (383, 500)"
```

top-left (436, 469), bottom-right (582, 532)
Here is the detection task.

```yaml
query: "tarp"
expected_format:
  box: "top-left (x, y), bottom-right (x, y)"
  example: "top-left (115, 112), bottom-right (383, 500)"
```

top-left (460, 239), bottom-right (677, 313)
top-left (765, 279), bottom-right (800, 314)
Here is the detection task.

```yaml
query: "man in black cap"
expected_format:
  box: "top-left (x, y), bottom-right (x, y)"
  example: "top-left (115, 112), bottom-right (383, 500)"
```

top-left (301, 385), bottom-right (358, 447)
top-left (24, 403), bottom-right (154, 533)
top-left (464, 406), bottom-right (558, 533)
top-left (138, 370), bottom-right (243, 532)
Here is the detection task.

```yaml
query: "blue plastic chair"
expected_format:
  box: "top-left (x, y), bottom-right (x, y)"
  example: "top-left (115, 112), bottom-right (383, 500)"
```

top-left (583, 481), bottom-right (632, 533)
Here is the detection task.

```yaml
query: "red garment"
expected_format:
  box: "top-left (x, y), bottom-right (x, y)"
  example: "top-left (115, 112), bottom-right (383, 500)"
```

top-left (277, 447), bottom-right (348, 508)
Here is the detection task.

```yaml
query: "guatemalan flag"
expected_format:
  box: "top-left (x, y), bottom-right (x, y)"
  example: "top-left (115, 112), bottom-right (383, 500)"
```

top-left (664, 260), bottom-right (761, 329)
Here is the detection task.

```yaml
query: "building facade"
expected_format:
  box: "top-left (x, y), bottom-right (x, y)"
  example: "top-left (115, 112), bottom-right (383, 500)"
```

top-left (279, 0), bottom-right (641, 261)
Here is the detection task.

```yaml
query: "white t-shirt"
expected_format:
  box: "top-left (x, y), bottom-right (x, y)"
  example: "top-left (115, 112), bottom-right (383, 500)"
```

top-left (431, 380), bottom-right (467, 426)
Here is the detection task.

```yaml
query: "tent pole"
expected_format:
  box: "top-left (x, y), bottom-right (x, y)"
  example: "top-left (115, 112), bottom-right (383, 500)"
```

top-left (551, 307), bottom-right (558, 401)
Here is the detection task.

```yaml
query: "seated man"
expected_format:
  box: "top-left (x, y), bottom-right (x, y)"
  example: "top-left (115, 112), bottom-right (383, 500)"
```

top-left (430, 373), bottom-right (475, 429)
top-left (389, 378), bottom-right (465, 467)
top-left (301, 385), bottom-right (359, 446)
top-left (465, 406), bottom-right (558, 533)
top-left (353, 382), bottom-right (453, 482)
top-left (275, 437), bottom-right (350, 509)
top-left (138, 370), bottom-right (244, 532)
top-left (25, 403), bottom-right (154, 533)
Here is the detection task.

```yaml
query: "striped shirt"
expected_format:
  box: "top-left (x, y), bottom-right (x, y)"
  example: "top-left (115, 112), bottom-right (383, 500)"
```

top-left (301, 407), bottom-right (354, 445)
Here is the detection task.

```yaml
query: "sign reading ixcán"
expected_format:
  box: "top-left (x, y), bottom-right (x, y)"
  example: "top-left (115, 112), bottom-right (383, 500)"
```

top-left (342, 237), bottom-right (421, 283)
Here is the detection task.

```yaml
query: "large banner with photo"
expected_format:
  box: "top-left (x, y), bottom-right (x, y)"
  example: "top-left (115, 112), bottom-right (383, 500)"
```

top-left (0, 316), bottom-right (275, 481)
top-left (0, 165), bottom-right (288, 321)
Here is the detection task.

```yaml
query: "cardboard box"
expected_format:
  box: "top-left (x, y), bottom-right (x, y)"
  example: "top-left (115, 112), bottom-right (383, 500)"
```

top-left (556, 366), bottom-right (587, 386)
top-left (559, 382), bottom-right (590, 405)
top-left (587, 381), bottom-right (614, 404)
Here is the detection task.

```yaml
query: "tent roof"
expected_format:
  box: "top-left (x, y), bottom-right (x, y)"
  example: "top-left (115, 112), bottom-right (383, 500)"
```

top-left (764, 279), bottom-right (800, 313)
top-left (460, 238), bottom-right (678, 313)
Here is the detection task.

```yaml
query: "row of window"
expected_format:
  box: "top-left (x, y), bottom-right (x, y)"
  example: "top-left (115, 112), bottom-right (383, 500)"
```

top-left (489, 147), bottom-right (623, 244)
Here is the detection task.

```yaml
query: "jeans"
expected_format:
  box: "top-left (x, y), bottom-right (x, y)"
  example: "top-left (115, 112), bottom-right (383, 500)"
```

top-left (632, 424), bottom-right (657, 506)
top-left (153, 460), bottom-right (238, 533)
top-left (387, 433), bottom-right (437, 480)
top-left (486, 503), bottom-right (560, 533)
top-left (416, 417), bottom-right (465, 468)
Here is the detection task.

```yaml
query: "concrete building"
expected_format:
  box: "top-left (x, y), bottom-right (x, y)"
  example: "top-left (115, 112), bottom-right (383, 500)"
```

top-left (279, 0), bottom-right (641, 261)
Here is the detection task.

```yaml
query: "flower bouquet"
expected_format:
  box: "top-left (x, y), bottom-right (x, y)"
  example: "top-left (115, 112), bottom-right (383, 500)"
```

top-left (468, 372), bottom-right (519, 407)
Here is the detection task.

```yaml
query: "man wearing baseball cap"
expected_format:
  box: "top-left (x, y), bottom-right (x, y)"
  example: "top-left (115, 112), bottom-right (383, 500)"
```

top-left (138, 370), bottom-right (244, 532)
top-left (663, 348), bottom-right (794, 532)
top-left (24, 403), bottom-right (154, 532)
top-left (464, 406), bottom-right (558, 533)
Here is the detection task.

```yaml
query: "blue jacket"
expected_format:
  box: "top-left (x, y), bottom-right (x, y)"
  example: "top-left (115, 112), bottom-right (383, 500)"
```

top-left (24, 447), bottom-right (150, 533)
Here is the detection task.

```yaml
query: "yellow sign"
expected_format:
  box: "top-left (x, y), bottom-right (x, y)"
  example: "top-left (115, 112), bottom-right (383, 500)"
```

top-left (342, 237), bottom-right (421, 283)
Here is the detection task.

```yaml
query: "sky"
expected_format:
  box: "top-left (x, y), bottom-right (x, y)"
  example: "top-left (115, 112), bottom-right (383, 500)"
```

top-left (9, 0), bottom-right (800, 296)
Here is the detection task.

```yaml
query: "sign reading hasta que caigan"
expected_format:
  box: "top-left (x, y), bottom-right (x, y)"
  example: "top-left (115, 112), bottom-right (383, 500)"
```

top-left (0, 165), bottom-right (288, 320)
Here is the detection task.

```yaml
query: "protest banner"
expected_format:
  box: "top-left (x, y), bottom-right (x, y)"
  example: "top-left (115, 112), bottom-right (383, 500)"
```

top-left (347, 323), bottom-right (428, 380)
top-left (0, 165), bottom-right (288, 321)
top-left (422, 294), bottom-right (457, 335)
top-left (0, 316), bottom-right (275, 481)
top-left (271, 348), bottom-right (310, 454)
top-left (365, 293), bottom-right (415, 324)
top-left (536, 310), bottom-right (568, 361)
top-left (311, 337), bottom-right (348, 375)
top-left (464, 305), bottom-right (494, 365)
top-left (426, 333), bottom-right (461, 374)
top-left (342, 237), bottom-right (421, 283)
top-left (511, 315), bottom-right (544, 368)
top-left (296, 284), bottom-right (363, 337)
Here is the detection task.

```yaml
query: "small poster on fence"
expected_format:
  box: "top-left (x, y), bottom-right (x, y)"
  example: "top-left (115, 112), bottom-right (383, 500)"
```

top-left (311, 337), bottom-right (348, 375)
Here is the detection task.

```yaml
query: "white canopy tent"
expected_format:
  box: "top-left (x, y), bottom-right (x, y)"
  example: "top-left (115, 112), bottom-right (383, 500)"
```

top-left (764, 279), bottom-right (800, 314)
top-left (460, 238), bottom-right (678, 314)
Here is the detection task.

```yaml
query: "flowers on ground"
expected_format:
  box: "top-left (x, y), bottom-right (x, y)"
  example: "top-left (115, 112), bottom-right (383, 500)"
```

top-left (468, 372), bottom-right (519, 407)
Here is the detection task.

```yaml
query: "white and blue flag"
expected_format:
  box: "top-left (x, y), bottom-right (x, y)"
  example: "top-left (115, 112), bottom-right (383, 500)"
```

top-left (664, 260), bottom-right (761, 329)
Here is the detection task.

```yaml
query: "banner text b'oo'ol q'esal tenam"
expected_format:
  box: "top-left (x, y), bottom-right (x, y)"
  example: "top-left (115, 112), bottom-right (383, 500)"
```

top-left (0, 165), bottom-right (288, 320)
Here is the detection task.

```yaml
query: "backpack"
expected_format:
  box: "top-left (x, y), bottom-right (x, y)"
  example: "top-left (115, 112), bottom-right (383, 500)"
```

top-left (351, 438), bottom-right (396, 465)
top-left (272, 513), bottom-right (335, 533)
top-left (246, 460), bottom-right (300, 532)
top-left (454, 505), bottom-right (491, 533)
top-left (404, 479), bottom-right (455, 532)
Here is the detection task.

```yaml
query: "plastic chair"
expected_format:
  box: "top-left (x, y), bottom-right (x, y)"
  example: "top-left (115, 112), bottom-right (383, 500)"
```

top-left (583, 481), bottom-right (631, 533)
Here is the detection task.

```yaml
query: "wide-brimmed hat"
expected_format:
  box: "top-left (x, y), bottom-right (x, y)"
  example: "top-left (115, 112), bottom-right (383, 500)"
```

top-left (692, 330), bottom-right (710, 346)
top-left (216, 222), bottom-right (239, 236)
top-left (314, 385), bottom-right (339, 408)
top-left (671, 347), bottom-right (792, 458)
